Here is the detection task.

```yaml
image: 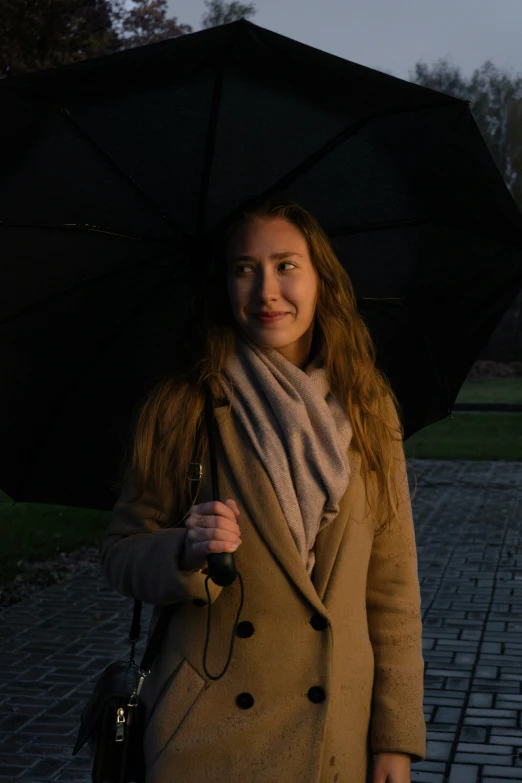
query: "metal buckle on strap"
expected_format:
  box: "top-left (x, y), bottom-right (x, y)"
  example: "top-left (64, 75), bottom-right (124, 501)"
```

top-left (186, 462), bottom-right (203, 482)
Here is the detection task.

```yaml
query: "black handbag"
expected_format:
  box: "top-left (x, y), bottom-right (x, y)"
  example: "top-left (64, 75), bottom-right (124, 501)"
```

top-left (73, 385), bottom-right (238, 782)
top-left (72, 598), bottom-right (174, 783)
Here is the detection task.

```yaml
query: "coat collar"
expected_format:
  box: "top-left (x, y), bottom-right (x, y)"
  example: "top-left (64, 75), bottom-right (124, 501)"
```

top-left (212, 403), bottom-right (362, 615)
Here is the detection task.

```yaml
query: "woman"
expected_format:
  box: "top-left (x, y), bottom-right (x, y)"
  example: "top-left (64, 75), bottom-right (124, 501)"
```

top-left (102, 197), bottom-right (426, 783)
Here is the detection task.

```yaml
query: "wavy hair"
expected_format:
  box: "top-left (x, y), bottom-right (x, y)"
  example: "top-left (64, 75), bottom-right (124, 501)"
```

top-left (115, 197), bottom-right (415, 535)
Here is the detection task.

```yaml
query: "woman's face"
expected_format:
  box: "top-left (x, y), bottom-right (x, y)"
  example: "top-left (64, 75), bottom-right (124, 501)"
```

top-left (226, 216), bottom-right (319, 369)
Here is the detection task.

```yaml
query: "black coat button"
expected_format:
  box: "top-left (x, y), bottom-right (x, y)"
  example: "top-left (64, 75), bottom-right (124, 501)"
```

top-left (307, 686), bottom-right (326, 703)
top-left (310, 613), bottom-right (328, 631)
top-left (236, 621), bottom-right (254, 638)
top-left (236, 692), bottom-right (254, 709)
top-left (192, 598), bottom-right (206, 607)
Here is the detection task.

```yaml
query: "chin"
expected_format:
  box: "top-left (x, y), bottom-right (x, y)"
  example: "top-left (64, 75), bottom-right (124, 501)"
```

top-left (239, 323), bottom-right (293, 348)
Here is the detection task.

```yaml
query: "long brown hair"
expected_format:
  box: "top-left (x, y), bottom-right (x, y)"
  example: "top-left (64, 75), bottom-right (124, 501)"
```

top-left (115, 197), bottom-right (415, 535)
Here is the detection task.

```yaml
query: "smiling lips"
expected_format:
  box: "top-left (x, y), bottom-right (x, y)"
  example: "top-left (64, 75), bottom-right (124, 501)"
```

top-left (254, 313), bottom-right (288, 322)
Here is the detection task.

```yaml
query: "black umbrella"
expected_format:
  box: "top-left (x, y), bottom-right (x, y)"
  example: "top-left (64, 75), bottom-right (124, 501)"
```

top-left (1, 19), bottom-right (522, 512)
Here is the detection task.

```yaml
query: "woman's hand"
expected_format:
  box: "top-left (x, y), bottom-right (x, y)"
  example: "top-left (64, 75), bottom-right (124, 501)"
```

top-left (180, 499), bottom-right (242, 571)
top-left (372, 752), bottom-right (411, 783)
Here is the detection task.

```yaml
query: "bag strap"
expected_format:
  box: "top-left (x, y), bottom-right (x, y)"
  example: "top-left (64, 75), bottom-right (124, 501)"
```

top-left (128, 595), bottom-right (174, 673)
top-left (127, 382), bottom-right (215, 673)
top-left (139, 603), bottom-right (175, 673)
top-left (128, 598), bottom-right (142, 662)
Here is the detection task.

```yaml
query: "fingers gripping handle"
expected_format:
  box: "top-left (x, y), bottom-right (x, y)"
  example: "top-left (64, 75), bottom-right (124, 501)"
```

top-left (204, 385), bottom-right (238, 587)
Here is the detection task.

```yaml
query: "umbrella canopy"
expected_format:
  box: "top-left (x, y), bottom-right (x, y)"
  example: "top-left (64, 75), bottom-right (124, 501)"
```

top-left (1, 19), bottom-right (522, 511)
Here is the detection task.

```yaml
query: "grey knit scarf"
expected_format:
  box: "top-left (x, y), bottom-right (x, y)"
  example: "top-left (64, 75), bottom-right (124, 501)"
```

top-left (223, 333), bottom-right (353, 578)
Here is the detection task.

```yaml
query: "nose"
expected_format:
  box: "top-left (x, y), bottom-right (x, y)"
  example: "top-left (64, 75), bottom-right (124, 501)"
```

top-left (253, 268), bottom-right (281, 301)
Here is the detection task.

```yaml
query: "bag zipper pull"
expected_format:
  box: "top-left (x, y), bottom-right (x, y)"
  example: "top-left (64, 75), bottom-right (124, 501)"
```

top-left (115, 707), bottom-right (125, 742)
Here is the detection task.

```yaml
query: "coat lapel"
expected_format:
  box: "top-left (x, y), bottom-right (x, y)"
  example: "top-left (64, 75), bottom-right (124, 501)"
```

top-left (213, 403), bottom-right (362, 612)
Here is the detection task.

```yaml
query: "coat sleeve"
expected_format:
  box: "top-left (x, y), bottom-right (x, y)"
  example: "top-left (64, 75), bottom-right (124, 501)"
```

top-left (365, 396), bottom-right (426, 763)
top-left (101, 480), bottom-right (224, 606)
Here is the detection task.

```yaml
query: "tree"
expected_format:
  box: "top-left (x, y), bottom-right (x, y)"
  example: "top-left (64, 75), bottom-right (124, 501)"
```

top-left (0, 0), bottom-right (121, 76)
top-left (0, 0), bottom-right (258, 78)
top-left (0, 0), bottom-right (193, 77)
top-left (410, 58), bottom-right (470, 101)
top-left (506, 95), bottom-right (522, 210)
top-left (114, 0), bottom-right (192, 50)
top-left (201, 0), bottom-right (256, 29)
top-left (469, 61), bottom-right (522, 196)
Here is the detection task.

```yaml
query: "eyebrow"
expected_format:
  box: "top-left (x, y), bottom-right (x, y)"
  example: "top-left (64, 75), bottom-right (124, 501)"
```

top-left (230, 252), bottom-right (303, 264)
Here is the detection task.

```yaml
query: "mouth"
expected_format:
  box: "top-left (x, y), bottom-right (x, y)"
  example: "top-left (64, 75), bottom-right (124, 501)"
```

top-left (253, 313), bottom-right (288, 323)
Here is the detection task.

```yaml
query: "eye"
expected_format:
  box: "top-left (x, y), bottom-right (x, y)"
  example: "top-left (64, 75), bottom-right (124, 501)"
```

top-left (234, 262), bottom-right (296, 275)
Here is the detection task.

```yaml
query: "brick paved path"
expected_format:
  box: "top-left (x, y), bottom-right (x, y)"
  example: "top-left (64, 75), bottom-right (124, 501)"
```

top-left (1, 458), bottom-right (522, 783)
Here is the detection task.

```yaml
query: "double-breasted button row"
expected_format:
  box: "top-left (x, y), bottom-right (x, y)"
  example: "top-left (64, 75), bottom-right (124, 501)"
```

top-left (191, 604), bottom-right (329, 707)
top-left (235, 616), bottom-right (328, 635)
top-left (192, 603), bottom-right (329, 635)
top-left (233, 614), bottom-right (327, 707)
top-left (235, 687), bottom-right (326, 708)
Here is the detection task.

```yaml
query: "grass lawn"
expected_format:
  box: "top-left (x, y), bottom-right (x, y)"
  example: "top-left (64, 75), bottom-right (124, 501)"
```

top-left (0, 490), bottom-right (110, 586)
top-left (0, 378), bottom-right (521, 588)
top-left (456, 377), bottom-right (522, 404)
top-left (404, 412), bottom-right (522, 461)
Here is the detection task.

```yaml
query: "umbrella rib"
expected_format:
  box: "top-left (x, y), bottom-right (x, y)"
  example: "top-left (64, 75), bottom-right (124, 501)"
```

top-left (5, 216), bottom-right (520, 253)
top-left (328, 215), bottom-right (522, 250)
top-left (237, 99), bottom-right (461, 213)
top-left (196, 22), bottom-right (242, 235)
top-left (1, 246), bottom-right (190, 327)
top-left (327, 217), bottom-right (428, 236)
top-left (0, 221), bottom-right (180, 248)
top-left (55, 104), bottom-right (189, 244)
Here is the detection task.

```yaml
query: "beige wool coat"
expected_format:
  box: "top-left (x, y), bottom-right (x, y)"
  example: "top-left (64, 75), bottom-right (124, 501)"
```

top-left (101, 394), bottom-right (426, 783)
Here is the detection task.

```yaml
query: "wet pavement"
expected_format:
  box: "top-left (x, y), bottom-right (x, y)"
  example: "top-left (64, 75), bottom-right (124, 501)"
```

top-left (1, 457), bottom-right (521, 783)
